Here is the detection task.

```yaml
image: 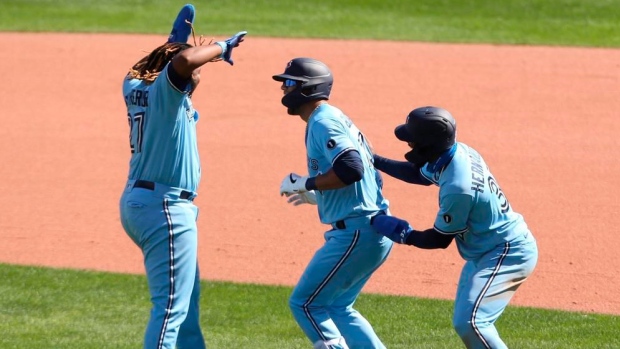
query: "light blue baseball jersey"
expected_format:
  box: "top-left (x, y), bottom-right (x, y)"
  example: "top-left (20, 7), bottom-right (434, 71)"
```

top-left (305, 104), bottom-right (388, 224)
top-left (420, 143), bottom-right (529, 260)
top-left (122, 62), bottom-right (201, 192)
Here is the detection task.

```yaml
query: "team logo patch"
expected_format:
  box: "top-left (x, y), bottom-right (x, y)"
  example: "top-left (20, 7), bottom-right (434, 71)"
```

top-left (443, 214), bottom-right (452, 224)
top-left (327, 139), bottom-right (336, 149)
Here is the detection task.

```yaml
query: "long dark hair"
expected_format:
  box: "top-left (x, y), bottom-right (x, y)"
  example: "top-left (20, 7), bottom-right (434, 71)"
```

top-left (127, 42), bottom-right (192, 83)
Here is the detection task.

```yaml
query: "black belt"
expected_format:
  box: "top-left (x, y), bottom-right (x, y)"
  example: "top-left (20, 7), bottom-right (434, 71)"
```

top-left (333, 210), bottom-right (387, 230)
top-left (133, 180), bottom-right (194, 200)
top-left (334, 220), bottom-right (347, 229)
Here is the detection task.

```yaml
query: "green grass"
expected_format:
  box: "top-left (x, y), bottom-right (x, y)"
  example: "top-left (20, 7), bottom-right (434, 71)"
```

top-left (1, 1), bottom-right (618, 347)
top-left (1, 264), bottom-right (618, 348)
top-left (0, 0), bottom-right (620, 47)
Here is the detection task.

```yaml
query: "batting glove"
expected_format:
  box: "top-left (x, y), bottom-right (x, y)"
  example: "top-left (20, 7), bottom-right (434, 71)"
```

top-left (215, 31), bottom-right (247, 65)
top-left (286, 191), bottom-right (317, 206)
top-left (371, 215), bottom-right (413, 244)
top-left (280, 173), bottom-right (309, 196)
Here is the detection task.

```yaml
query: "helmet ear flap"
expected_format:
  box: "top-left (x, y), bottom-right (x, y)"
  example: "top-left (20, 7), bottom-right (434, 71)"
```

top-left (300, 85), bottom-right (315, 96)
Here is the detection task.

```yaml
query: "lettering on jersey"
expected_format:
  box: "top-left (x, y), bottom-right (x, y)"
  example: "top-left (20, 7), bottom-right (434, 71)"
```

top-left (125, 89), bottom-right (149, 107)
top-left (327, 139), bottom-right (336, 149)
top-left (308, 158), bottom-right (319, 171)
top-left (488, 175), bottom-right (511, 213)
top-left (468, 148), bottom-right (485, 193)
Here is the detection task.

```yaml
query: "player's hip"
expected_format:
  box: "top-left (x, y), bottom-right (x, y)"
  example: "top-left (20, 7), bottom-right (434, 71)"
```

top-left (119, 190), bottom-right (198, 246)
top-left (122, 179), bottom-right (198, 202)
top-left (324, 208), bottom-right (389, 230)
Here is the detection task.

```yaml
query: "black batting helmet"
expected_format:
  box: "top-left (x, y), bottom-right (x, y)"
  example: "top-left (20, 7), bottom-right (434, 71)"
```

top-left (395, 106), bottom-right (457, 166)
top-left (272, 57), bottom-right (333, 114)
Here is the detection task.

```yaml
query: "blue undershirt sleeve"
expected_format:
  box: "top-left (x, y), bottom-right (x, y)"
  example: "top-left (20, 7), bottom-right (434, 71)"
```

top-left (405, 228), bottom-right (455, 249)
top-left (373, 154), bottom-right (432, 186)
top-left (332, 150), bottom-right (364, 185)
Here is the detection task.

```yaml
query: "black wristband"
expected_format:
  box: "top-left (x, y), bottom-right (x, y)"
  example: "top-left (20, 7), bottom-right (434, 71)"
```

top-left (305, 177), bottom-right (317, 191)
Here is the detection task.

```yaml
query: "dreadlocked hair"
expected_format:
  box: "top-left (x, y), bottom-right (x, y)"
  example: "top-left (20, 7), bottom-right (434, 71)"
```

top-left (127, 21), bottom-right (216, 83)
top-left (127, 42), bottom-right (192, 83)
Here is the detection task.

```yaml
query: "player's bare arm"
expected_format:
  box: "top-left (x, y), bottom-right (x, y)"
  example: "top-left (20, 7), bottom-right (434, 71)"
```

top-left (172, 44), bottom-right (224, 78)
top-left (314, 149), bottom-right (364, 190)
top-left (172, 31), bottom-right (247, 78)
top-left (311, 169), bottom-right (347, 190)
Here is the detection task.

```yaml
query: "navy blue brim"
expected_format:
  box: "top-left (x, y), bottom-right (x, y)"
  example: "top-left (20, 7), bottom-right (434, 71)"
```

top-left (272, 74), bottom-right (309, 82)
top-left (394, 124), bottom-right (412, 142)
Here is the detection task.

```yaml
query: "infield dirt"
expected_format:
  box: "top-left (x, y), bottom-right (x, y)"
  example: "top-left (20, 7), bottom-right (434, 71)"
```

top-left (1, 33), bottom-right (618, 314)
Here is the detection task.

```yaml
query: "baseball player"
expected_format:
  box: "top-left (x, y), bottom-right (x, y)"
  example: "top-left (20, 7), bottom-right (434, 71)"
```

top-left (370, 106), bottom-right (539, 349)
top-left (274, 57), bottom-right (393, 349)
top-left (119, 5), bottom-right (247, 349)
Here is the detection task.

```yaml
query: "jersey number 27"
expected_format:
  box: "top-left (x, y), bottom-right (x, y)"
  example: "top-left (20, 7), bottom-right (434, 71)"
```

top-left (127, 112), bottom-right (145, 154)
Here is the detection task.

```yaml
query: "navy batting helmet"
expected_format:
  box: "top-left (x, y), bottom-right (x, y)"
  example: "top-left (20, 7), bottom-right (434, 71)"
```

top-left (394, 106), bottom-right (457, 166)
top-left (272, 57), bottom-right (333, 115)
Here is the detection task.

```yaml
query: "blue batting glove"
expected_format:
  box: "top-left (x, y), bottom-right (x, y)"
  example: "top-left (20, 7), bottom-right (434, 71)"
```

top-left (371, 215), bottom-right (413, 244)
top-left (216, 31), bottom-right (247, 65)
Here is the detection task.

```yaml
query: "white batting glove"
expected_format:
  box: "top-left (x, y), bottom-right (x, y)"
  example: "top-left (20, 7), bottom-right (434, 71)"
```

top-left (279, 173), bottom-right (309, 196)
top-left (286, 191), bottom-right (317, 206)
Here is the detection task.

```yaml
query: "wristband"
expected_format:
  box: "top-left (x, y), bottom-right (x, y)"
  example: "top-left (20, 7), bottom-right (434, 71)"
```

top-left (305, 177), bottom-right (317, 191)
top-left (215, 41), bottom-right (227, 57)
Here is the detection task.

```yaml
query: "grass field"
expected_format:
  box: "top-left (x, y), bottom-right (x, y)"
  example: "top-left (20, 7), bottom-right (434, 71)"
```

top-left (1, 0), bottom-right (619, 348)
top-left (1, 265), bottom-right (618, 349)
top-left (1, 0), bottom-right (620, 46)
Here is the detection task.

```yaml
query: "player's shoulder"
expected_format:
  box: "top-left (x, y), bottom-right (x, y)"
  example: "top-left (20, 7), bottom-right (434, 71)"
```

top-left (123, 75), bottom-right (142, 88)
top-left (438, 143), bottom-right (475, 194)
top-left (311, 104), bottom-right (351, 128)
top-left (311, 104), bottom-right (339, 119)
top-left (122, 75), bottom-right (148, 97)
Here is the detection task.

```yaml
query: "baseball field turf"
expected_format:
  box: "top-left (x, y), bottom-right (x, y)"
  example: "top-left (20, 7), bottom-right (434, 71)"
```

top-left (1, 1), bottom-right (619, 348)
top-left (1, 264), bottom-right (618, 348)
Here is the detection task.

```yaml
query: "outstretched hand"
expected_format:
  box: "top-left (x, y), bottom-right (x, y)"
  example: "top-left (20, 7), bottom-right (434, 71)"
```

top-left (371, 215), bottom-right (413, 244)
top-left (216, 31), bottom-right (247, 65)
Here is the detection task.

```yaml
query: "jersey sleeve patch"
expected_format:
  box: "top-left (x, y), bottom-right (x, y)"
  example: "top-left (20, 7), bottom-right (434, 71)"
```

top-left (312, 117), bottom-right (355, 163)
top-left (327, 139), bottom-right (336, 149)
top-left (434, 193), bottom-right (471, 234)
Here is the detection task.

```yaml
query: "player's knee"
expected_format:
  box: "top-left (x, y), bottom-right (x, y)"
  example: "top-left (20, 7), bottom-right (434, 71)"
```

top-left (452, 317), bottom-right (475, 340)
top-left (453, 317), bottom-right (498, 348)
top-left (288, 295), bottom-right (304, 313)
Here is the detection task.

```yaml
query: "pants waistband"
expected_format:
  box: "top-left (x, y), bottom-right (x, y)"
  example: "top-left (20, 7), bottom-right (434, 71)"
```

top-left (128, 179), bottom-right (196, 201)
top-left (331, 210), bottom-right (387, 230)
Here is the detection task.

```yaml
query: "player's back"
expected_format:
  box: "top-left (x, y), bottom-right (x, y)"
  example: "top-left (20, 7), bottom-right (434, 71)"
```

top-left (122, 64), bottom-right (201, 192)
top-left (435, 143), bottom-right (529, 259)
top-left (306, 104), bottom-right (388, 224)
